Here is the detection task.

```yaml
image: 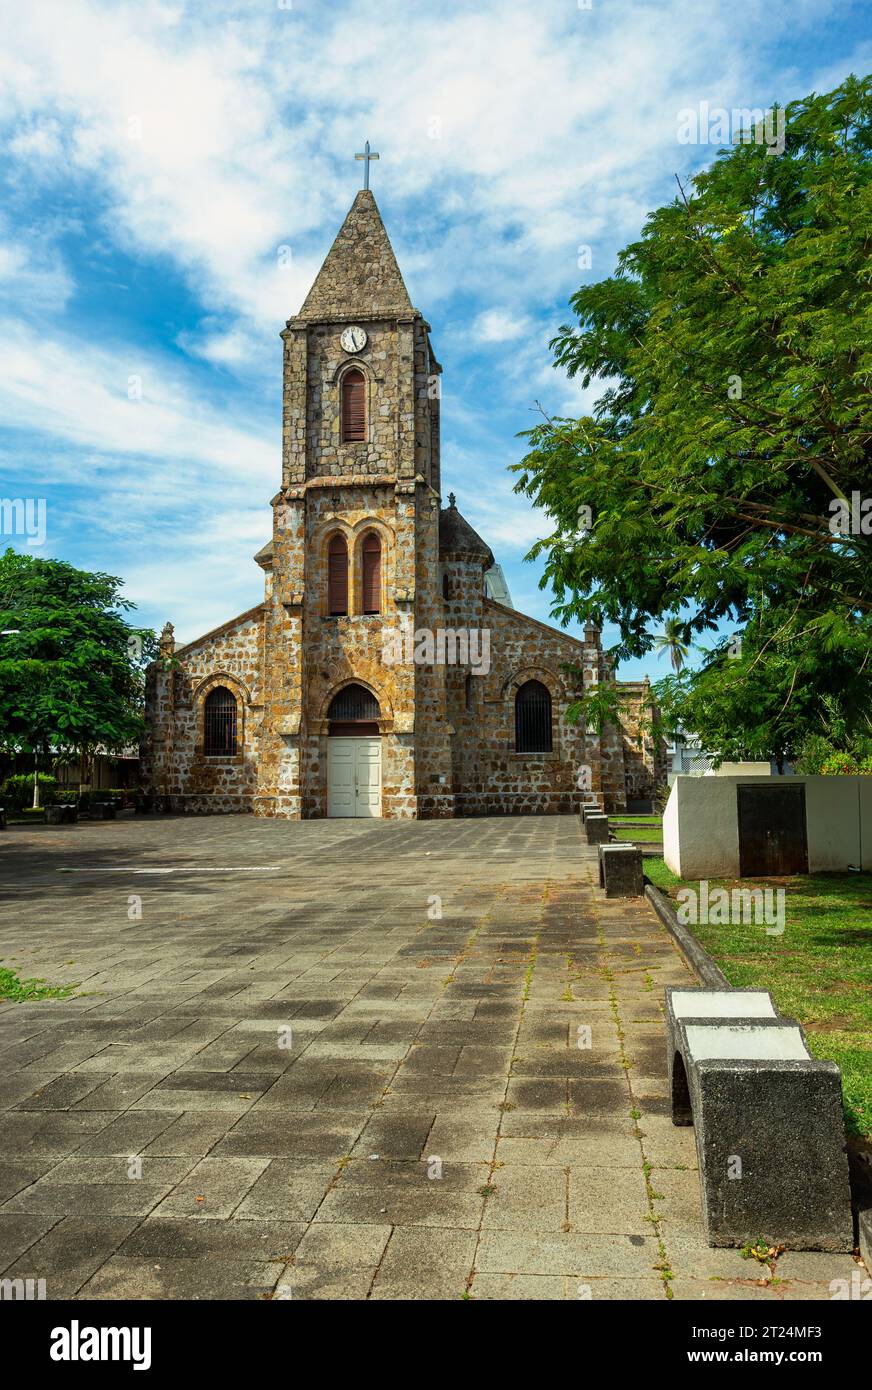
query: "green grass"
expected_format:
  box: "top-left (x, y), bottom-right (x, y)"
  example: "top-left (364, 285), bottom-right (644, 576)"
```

top-left (612, 825), bottom-right (664, 842)
top-left (646, 857), bottom-right (872, 1142)
top-left (611, 814), bottom-right (662, 823)
top-left (0, 967), bottom-right (78, 1002)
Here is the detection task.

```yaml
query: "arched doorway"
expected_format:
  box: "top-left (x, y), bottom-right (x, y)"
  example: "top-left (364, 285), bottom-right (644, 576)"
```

top-left (326, 684), bottom-right (382, 818)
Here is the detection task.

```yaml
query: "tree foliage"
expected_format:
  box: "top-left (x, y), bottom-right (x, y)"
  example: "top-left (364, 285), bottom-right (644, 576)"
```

top-left (513, 76), bottom-right (872, 763)
top-left (0, 549), bottom-right (155, 774)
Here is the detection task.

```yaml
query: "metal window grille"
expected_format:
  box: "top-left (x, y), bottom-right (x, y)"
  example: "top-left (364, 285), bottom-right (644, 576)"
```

top-left (328, 684), bottom-right (380, 721)
top-left (204, 686), bottom-right (237, 756)
top-left (515, 680), bottom-right (552, 753)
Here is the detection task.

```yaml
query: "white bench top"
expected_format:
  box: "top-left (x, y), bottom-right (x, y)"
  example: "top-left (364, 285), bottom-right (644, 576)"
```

top-left (684, 1023), bottom-right (809, 1062)
top-left (670, 990), bottom-right (776, 1019)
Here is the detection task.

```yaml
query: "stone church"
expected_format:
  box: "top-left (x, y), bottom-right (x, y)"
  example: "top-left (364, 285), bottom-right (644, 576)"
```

top-left (142, 189), bottom-right (664, 819)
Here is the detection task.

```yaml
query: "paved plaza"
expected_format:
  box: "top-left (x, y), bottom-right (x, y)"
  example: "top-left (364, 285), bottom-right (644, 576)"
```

top-left (0, 815), bottom-right (861, 1300)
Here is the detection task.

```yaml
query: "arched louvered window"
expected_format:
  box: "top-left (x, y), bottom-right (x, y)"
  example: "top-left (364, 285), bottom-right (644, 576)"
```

top-left (327, 534), bottom-right (348, 615)
top-left (328, 683), bottom-right (381, 736)
top-left (341, 369), bottom-right (366, 442)
top-left (515, 679), bottom-right (552, 754)
top-left (442, 573), bottom-right (450, 600)
top-left (361, 533), bottom-right (381, 614)
top-left (203, 686), bottom-right (237, 757)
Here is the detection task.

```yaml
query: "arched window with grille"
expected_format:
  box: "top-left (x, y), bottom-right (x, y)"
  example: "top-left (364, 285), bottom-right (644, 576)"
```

top-left (203, 686), bottom-right (237, 757)
top-left (341, 368), bottom-right (366, 442)
top-left (327, 534), bottom-right (348, 615)
top-left (361, 533), bottom-right (381, 614)
top-left (515, 679), bottom-right (552, 753)
top-left (327, 683), bottom-right (381, 737)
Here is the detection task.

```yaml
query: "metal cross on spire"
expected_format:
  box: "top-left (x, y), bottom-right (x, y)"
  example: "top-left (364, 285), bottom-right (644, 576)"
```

top-left (355, 140), bottom-right (380, 190)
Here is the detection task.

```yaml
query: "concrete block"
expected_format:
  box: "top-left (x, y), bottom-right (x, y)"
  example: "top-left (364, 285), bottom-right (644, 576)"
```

top-left (665, 988), bottom-right (777, 1123)
top-left (665, 994), bottom-right (853, 1251)
top-left (46, 805), bottom-right (77, 825)
top-left (598, 843), bottom-right (643, 897)
top-left (584, 814), bottom-right (609, 845)
top-left (90, 803), bottom-right (116, 820)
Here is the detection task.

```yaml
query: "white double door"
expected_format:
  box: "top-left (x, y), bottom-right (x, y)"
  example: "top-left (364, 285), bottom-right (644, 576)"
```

top-left (327, 737), bottom-right (382, 818)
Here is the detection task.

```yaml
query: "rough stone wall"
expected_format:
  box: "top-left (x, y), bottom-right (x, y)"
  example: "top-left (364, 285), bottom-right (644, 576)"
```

top-left (293, 481), bottom-right (419, 819)
top-left (253, 490), bottom-right (304, 819)
top-left (616, 680), bottom-right (667, 806)
top-left (411, 484), bottom-right (454, 818)
top-left (445, 596), bottom-right (604, 816)
top-left (142, 608), bottom-right (264, 813)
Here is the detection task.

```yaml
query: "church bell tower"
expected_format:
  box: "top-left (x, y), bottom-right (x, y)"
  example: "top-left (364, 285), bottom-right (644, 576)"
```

top-left (253, 183), bottom-right (453, 819)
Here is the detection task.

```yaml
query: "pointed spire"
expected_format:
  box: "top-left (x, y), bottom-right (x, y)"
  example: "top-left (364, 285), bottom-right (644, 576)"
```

top-left (298, 190), bottom-right (413, 321)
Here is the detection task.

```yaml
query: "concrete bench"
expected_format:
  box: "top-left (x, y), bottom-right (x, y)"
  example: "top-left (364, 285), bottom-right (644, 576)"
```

top-left (46, 805), bottom-right (77, 825)
top-left (584, 813), bottom-right (609, 845)
top-left (89, 802), bottom-right (116, 820)
top-left (0, 805), bottom-right (5, 830)
top-left (665, 987), bottom-right (852, 1250)
top-left (598, 843), bottom-right (644, 897)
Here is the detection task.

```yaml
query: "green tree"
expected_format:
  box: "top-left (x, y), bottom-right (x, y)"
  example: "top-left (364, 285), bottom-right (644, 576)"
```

top-left (654, 616), bottom-right (691, 674)
top-left (0, 550), bottom-right (155, 806)
top-left (513, 76), bottom-right (872, 764)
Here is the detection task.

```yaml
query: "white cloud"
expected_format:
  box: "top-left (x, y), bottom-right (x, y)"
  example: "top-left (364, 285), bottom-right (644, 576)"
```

top-left (0, 0), bottom-right (846, 337)
top-left (472, 309), bottom-right (533, 344)
top-left (0, 0), bottom-right (857, 661)
top-left (0, 317), bottom-right (274, 477)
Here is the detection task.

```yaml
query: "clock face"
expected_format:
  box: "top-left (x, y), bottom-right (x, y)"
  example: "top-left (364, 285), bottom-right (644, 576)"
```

top-left (341, 325), bottom-right (367, 353)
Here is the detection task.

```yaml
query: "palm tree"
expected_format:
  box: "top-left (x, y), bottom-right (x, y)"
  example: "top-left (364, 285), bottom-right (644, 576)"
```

top-left (654, 616), bottom-right (690, 674)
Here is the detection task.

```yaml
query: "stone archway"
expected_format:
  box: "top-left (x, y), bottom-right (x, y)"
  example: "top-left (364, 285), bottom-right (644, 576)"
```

top-left (326, 683), bottom-right (382, 818)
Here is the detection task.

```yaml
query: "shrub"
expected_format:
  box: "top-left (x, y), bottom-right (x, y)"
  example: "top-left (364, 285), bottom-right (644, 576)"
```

top-left (1, 773), bottom-right (58, 809)
top-left (820, 752), bottom-right (860, 776)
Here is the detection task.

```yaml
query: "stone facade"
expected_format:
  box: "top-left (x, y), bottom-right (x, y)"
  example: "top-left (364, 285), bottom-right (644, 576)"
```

top-left (142, 190), bottom-right (664, 819)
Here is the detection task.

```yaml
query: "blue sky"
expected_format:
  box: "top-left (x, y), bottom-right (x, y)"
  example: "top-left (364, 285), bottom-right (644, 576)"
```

top-left (0, 0), bottom-right (868, 679)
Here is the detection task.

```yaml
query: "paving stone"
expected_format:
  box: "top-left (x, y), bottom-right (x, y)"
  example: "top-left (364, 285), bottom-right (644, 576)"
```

top-left (213, 1109), bottom-right (364, 1159)
top-left (154, 1156), bottom-right (270, 1218)
top-left (76, 1255), bottom-right (285, 1300)
top-left (116, 1215), bottom-right (306, 1260)
top-left (350, 1111), bottom-right (436, 1160)
top-left (0, 1216), bottom-right (138, 1298)
top-left (293, 1221), bottom-right (392, 1269)
top-left (569, 1167), bottom-right (651, 1234)
top-left (471, 1273), bottom-right (666, 1300)
top-left (482, 1165), bottom-right (567, 1232)
top-left (496, 1132), bottom-right (640, 1168)
top-left (0, 813), bottom-right (819, 1302)
top-left (235, 1159), bottom-right (338, 1222)
top-left (141, 1111), bottom-right (240, 1156)
top-left (13, 1074), bottom-right (115, 1111)
top-left (475, 1230), bottom-right (662, 1277)
top-left (275, 1265), bottom-right (373, 1300)
top-left (0, 1158), bottom-right (58, 1201)
top-left (469, 1272), bottom-right (568, 1300)
top-left (0, 1212), bottom-right (60, 1270)
top-left (2, 1181), bottom-right (172, 1217)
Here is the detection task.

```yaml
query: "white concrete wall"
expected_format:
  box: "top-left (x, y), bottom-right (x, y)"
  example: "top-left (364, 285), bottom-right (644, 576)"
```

top-left (664, 775), bottom-right (872, 879)
top-left (662, 778), bottom-right (682, 875)
top-left (705, 761), bottom-right (771, 776)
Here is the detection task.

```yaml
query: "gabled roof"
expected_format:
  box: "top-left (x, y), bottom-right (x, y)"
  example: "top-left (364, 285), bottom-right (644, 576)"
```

top-left (439, 494), bottom-right (493, 566)
top-left (298, 189), bottom-right (414, 321)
